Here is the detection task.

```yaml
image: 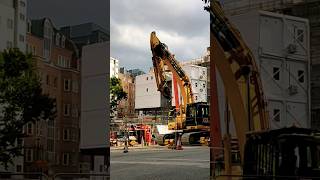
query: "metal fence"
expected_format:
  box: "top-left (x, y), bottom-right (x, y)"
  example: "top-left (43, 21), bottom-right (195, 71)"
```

top-left (212, 175), bottom-right (320, 180)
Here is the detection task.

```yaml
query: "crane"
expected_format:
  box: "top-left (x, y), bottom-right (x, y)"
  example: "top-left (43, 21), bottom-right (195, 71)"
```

top-left (150, 31), bottom-right (210, 147)
top-left (204, 0), bottom-right (320, 177)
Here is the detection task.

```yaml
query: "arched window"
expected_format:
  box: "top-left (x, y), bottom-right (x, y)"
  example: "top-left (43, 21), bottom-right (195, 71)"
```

top-left (43, 19), bottom-right (52, 61)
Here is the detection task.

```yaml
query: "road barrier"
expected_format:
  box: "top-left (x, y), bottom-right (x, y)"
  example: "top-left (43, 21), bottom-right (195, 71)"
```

top-left (0, 173), bottom-right (110, 180)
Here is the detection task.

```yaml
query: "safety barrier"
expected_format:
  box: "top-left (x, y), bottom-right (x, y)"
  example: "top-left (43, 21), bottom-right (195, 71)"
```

top-left (0, 173), bottom-right (110, 180)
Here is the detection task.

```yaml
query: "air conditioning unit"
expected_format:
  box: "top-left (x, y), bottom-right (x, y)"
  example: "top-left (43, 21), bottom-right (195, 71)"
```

top-left (288, 85), bottom-right (298, 95)
top-left (287, 44), bottom-right (297, 54)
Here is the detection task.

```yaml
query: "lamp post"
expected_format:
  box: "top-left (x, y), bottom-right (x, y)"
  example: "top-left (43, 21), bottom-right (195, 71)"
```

top-left (123, 116), bottom-right (129, 153)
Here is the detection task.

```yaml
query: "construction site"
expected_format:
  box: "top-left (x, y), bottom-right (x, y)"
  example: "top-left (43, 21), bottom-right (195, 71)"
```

top-left (110, 0), bottom-right (320, 180)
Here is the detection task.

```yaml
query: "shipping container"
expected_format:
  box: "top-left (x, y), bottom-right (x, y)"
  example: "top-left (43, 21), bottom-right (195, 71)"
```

top-left (217, 10), bottom-right (311, 129)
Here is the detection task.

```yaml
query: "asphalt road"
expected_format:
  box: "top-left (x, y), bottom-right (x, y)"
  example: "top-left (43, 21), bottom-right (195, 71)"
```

top-left (110, 146), bottom-right (210, 180)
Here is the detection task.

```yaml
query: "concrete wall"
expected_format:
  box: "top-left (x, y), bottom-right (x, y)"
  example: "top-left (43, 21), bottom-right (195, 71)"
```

top-left (135, 72), bottom-right (162, 109)
top-left (81, 42), bottom-right (109, 149)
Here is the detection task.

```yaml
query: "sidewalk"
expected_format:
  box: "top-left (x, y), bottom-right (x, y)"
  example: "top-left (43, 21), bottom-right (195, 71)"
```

top-left (110, 144), bottom-right (167, 151)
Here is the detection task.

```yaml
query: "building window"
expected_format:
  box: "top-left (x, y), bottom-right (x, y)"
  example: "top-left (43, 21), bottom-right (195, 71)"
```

top-left (63, 129), bottom-right (70, 141)
top-left (146, 88), bottom-right (148, 92)
top-left (27, 21), bottom-right (31, 33)
top-left (46, 75), bottom-right (50, 85)
top-left (195, 83), bottom-right (198, 87)
top-left (27, 123), bottom-right (33, 135)
top-left (19, 13), bottom-right (25, 21)
top-left (297, 29), bottom-right (304, 43)
top-left (43, 19), bottom-right (52, 61)
top-left (19, 35), bottom-right (25, 42)
top-left (72, 105), bottom-right (79, 118)
top-left (20, 1), bottom-right (26, 7)
top-left (273, 67), bottom-right (280, 81)
top-left (203, 84), bottom-right (206, 88)
top-left (62, 153), bottom-right (69, 165)
top-left (63, 104), bottom-right (71, 116)
top-left (146, 77), bottom-right (148, 80)
top-left (195, 96), bottom-right (198, 100)
top-left (53, 77), bottom-right (58, 88)
top-left (298, 70), bottom-right (305, 83)
top-left (36, 122), bottom-right (42, 136)
top-left (56, 33), bottom-right (60, 46)
top-left (7, 19), bottom-right (13, 29)
top-left (61, 36), bottom-right (66, 48)
top-left (64, 79), bottom-right (71, 91)
top-left (16, 165), bottom-right (22, 172)
top-left (25, 149), bottom-right (33, 162)
top-left (273, 109), bottom-right (281, 122)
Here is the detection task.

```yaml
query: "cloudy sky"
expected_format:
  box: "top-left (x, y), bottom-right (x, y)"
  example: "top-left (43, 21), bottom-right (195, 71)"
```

top-left (111, 1), bottom-right (209, 72)
top-left (27, 0), bottom-right (109, 30)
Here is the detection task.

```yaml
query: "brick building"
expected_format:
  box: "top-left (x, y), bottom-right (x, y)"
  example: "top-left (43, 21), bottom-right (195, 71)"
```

top-left (118, 71), bottom-right (135, 118)
top-left (25, 18), bottom-right (81, 174)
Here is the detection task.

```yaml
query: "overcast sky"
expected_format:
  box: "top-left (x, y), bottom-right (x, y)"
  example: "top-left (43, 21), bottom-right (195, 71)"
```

top-left (111, 1), bottom-right (209, 72)
top-left (27, 0), bottom-right (109, 30)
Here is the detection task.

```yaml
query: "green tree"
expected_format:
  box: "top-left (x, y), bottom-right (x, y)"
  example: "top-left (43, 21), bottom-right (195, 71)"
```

top-left (0, 48), bottom-right (56, 169)
top-left (110, 76), bottom-right (127, 117)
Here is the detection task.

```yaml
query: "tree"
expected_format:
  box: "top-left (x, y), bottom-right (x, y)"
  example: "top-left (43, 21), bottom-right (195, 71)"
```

top-left (110, 76), bottom-right (127, 117)
top-left (0, 48), bottom-right (56, 169)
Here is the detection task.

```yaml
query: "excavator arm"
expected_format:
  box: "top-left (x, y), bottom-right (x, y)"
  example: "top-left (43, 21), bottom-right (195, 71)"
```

top-left (150, 32), bottom-right (194, 119)
top-left (204, 0), bottom-right (269, 164)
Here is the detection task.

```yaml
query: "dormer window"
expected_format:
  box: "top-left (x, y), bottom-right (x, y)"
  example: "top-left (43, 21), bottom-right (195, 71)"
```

top-left (43, 19), bottom-right (52, 61)
top-left (56, 33), bottom-right (60, 46)
top-left (61, 36), bottom-right (66, 48)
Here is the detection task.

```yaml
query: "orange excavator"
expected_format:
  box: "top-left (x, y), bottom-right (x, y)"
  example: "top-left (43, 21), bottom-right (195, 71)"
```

top-left (150, 32), bottom-right (210, 147)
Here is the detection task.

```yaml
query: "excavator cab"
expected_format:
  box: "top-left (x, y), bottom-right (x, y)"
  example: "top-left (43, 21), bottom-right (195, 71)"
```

top-left (185, 102), bottom-right (210, 130)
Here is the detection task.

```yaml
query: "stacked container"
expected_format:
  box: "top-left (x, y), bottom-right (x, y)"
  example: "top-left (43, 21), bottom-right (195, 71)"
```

top-left (224, 10), bottom-right (310, 129)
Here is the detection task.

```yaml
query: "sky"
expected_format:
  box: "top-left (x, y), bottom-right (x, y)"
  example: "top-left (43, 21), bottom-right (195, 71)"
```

top-left (111, 1), bottom-right (210, 72)
top-left (27, 0), bottom-right (109, 31)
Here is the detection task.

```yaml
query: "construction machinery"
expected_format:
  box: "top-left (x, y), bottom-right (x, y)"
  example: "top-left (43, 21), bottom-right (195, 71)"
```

top-left (150, 32), bottom-right (210, 147)
top-left (204, 0), bottom-right (320, 178)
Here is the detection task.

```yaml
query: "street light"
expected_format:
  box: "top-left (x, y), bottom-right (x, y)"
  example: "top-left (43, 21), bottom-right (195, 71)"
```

top-left (123, 116), bottom-right (129, 153)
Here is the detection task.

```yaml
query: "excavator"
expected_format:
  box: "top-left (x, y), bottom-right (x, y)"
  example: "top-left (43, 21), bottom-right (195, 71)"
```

top-left (150, 32), bottom-right (210, 147)
top-left (204, 0), bottom-right (320, 178)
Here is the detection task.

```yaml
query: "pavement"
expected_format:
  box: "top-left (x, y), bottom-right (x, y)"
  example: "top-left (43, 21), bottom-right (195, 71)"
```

top-left (110, 146), bottom-right (210, 180)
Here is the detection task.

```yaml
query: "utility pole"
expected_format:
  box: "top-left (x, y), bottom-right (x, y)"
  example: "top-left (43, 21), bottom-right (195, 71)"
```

top-left (123, 116), bottom-right (128, 153)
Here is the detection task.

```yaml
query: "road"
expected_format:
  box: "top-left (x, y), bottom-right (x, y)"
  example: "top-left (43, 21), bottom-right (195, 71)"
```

top-left (110, 146), bottom-right (210, 180)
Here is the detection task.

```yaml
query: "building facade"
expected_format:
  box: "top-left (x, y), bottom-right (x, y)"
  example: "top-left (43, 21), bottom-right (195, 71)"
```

top-left (110, 57), bottom-right (119, 78)
top-left (0, 0), bottom-right (27, 52)
top-left (25, 18), bottom-right (81, 174)
top-left (80, 42), bottom-right (110, 175)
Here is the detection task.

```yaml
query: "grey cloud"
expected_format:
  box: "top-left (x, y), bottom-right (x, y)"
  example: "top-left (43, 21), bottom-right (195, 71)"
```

top-left (111, 0), bottom-right (209, 72)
